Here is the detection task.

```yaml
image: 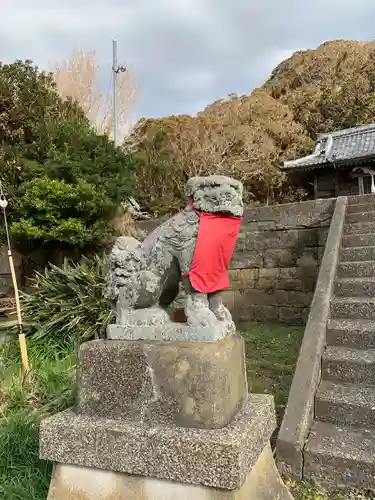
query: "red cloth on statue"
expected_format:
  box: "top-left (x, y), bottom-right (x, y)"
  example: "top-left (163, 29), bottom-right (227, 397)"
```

top-left (183, 208), bottom-right (242, 293)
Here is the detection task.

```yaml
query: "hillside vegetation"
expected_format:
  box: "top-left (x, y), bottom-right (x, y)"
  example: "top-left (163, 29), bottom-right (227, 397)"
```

top-left (128, 40), bottom-right (375, 215)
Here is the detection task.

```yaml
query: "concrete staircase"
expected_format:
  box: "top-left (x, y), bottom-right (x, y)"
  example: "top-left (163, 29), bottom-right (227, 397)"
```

top-left (304, 195), bottom-right (375, 490)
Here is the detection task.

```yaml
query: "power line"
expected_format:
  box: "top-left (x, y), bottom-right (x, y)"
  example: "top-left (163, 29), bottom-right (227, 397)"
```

top-left (112, 40), bottom-right (127, 148)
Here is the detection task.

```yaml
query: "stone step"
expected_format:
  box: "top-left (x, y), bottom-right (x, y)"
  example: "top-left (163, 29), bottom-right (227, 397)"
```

top-left (342, 233), bottom-right (375, 247)
top-left (344, 222), bottom-right (375, 235)
top-left (322, 346), bottom-right (375, 384)
top-left (338, 260), bottom-right (375, 278)
top-left (315, 380), bottom-right (375, 428)
top-left (348, 193), bottom-right (375, 205)
top-left (340, 246), bottom-right (375, 262)
top-left (304, 421), bottom-right (375, 490)
top-left (346, 211), bottom-right (375, 224)
top-left (335, 277), bottom-right (375, 297)
top-left (326, 319), bottom-right (375, 349)
top-left (347, 202), bottom-right (375, 214)
top-left (330, 297), bottom-right (375, 320)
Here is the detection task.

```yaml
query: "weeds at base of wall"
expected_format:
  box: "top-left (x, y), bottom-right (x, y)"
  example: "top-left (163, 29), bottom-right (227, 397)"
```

top-left (287, 480), bottom-right (375, 499)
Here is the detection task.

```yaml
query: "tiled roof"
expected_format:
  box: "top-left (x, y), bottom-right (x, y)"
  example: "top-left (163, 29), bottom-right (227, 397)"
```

top-left (282, 123), bottom-right (375, 171)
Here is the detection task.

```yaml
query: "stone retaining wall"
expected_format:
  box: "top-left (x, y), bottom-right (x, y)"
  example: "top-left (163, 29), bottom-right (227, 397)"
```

top-left (139, 198), bottom-right (335, 325)
top-left (223, 199), bottom-right (335, 324)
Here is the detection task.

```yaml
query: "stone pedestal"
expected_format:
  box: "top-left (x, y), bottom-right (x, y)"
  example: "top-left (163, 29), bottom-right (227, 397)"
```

top-left (40, 331), bottom-right (293, 499)
top-left (76, 335), bottom-right (247, 428)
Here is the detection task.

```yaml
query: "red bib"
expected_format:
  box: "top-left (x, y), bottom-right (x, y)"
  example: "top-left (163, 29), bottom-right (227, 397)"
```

top-left (183, 209), bottom-right (242, 294)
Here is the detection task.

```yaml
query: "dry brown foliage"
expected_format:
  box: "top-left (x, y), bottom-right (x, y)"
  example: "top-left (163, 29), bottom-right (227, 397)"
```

top-left (127, 89), bottom-right (311, 214)
top-left (126, 40), bottom-right (375, 215)
top-left (266, 40), bottom-right (375, 135)
top-left (111, 207), bottom-right (145, 240)
top-left (52, 49), bottom-right (139, 141)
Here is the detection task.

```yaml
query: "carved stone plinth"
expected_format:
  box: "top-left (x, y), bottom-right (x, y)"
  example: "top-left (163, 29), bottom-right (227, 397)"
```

top-left (75, 335), bottom-right (247, 429)
top-left (107, 315), bottom-right (235, 342)
top-left (41, 395), bottom-right (275, 490)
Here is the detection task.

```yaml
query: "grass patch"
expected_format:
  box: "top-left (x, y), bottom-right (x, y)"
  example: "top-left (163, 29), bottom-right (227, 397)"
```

top-left (0, 339), bottom-right (76, 500)
top-left (240, 322), bottom-right (304, 426)
top-left (0, 412), bottom-right (52, 500)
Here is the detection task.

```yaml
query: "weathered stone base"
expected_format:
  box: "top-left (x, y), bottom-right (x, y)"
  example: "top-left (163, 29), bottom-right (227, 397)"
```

top-left (46, 443), bottom-right (293, 500)
top-left (107, 320), bottom-right (235, 342)
top-left (75, 336), bottom-right (248, 429)
top-left (40, 395), bottom-right (275, 490)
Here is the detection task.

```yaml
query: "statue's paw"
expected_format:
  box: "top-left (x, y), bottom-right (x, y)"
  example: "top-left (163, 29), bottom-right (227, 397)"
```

top-left (212, 305), bottom-right (232, 323)
top-left (186, 307), bottom-right (220, 328)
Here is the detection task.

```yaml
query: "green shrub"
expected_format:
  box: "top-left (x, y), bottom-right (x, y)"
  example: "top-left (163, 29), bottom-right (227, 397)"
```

top-left (12, 177), bottom-right (113, 247)
top-left (21, 255), bottom-right (113, 345)
top-left (0, 59), bottom-right (135, 254)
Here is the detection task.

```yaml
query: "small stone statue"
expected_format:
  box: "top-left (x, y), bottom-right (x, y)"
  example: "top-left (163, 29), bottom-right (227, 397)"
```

top-left (106, 175), bottom-right (243, 333)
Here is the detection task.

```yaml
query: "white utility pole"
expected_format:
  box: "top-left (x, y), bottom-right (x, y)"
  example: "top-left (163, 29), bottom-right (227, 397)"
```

top-left (112, 39), bottom-right (127, 148)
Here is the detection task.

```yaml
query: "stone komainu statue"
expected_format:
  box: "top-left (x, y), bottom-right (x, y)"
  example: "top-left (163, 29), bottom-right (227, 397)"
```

top-left (106, 175), bottom-right (243, 329)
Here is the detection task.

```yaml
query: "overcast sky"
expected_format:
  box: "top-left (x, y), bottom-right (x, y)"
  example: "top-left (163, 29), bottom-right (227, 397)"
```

top-left (2, 0), bottom-right (375, 120)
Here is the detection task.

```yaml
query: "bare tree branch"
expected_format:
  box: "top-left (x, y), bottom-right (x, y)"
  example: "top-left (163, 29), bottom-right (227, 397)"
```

top-left (51, 48), bottom-right (139, 142)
